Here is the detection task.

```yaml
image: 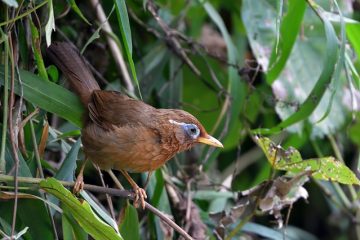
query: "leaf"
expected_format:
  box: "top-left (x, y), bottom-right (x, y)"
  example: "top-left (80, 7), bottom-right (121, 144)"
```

top-left (202, 1), bottom-right (246, 158)
top-left (81, 191), bottom-right (119, 233)
top-left (14, 199), bottom-right (55, 239)
top-left (114, 0), bottom-right (132, 55)
top-left (40, 178), bottom-right (123, 240)
top-left (55, 139), bottom-right (81, 181)
top-left (114, 0), bottom-right (142, 98)
top-left (62, 205), bottom-right (88, 240)
top-left (1, 0), bottom-right (18, 7)
top-left (145, 170), bottom-right (172, 240)
top-left (38, 121), bottom-right (49, 158)
top-left (119, 204), bottom-right (140, 240)
top-left (47, 65), bottom-right (59, 82)
top-left (0, 216), bottom-right (28, 240)
top-left (255, 136), bottom-right (360, 185)
top-left (30, 18), bottom-right (49, 81)
top-left (0, 67), bottom-right (84, 127)
top-left (346, 23), bottom-right (360, 63)
top-left (0, 191), bottom-right (62, 213)
top-left (45, 0), bottom-right (55, 47)
top-left (66, 0), bottom-right (91, 25)
top-left (248, 2), bottom-right (342, 137)
top-left (267, 0), bottom-right (306, 83)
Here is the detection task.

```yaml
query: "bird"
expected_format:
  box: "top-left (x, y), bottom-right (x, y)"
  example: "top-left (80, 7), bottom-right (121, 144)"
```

top-left (46, 42), bottom-right (223, 208)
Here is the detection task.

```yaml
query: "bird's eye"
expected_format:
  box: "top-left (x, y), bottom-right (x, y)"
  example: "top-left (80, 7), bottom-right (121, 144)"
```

top-left (183, 124), bottom-right (200, 139)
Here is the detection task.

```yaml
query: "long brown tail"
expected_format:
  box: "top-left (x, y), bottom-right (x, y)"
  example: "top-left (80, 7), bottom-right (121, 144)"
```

top-left (47, 42), bottom-right (100, 106)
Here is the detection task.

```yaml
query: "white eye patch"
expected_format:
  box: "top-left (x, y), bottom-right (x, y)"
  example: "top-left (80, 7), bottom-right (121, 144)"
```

top-left (169, 119), bottom-right (186, 126)
top-left (169, 119), bottom-right (200, 139)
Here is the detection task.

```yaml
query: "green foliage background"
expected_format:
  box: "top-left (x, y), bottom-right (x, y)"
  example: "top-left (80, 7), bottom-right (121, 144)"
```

top-left (1, 0), bottom-right (360, 239)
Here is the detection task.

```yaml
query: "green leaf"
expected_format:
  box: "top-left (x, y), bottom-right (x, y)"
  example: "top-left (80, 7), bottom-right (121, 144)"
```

top-left (346, 23), bottom-right (360, 63)
top-left (119, 205), bottom-right (140, 240)
top-left (55, 139), bottom-right (81, 181)
top-left (45, 0), bottom-right (55, 47)
top-left (1, 0), bottom-right (18, 7)
top-left (0, 67), bottom-right (84, 127)
top-left (255, 136), bottom-right (360, 185)
top-left (40, 178), bottom-right (123, 240)
top-left (345, 23), bottom-right (360, 86)
top-left (16, 199), bottom-right (55, 239)
top-left (66, 0), bottom-right (91, 25)
top-left (114, 0), bottom-right (142, 98)
top-left (267, 0), bottom-right (306, 83)
top-left (46, 65), bottom-right (59, 82)
top-left (81, 191), bottom-right (119, 232)
top-left (29, 18), bottom-right (49, 81)
top-left (114, 0), bottom-right (132, 55)
top-left (202, 1), bottom-right (246, 155)
top-left (251, 5), bottom-right (340, 135)
top-left (62, 205), bottom-right (88, 240)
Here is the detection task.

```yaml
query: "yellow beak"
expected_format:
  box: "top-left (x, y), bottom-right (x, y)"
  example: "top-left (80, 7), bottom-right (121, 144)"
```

top-left (197, 134), bottom-right (223, 148)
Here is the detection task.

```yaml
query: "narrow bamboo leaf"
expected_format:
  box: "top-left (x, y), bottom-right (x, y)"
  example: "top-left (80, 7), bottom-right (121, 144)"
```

top-left (119, 205), bottom-right (140, 240)
top-left (1, 0), bottom-right (18, 7)
top-left (80, 191), bottom-right (119, 233)
top-left (17, 199), bottom-right (55, 239)
top-left (252, 9), bottom-right (339, 135)
top-left (114, 0), bottom-right (132, 55)
top-left (66, 0), bottom-right (91, 25)
top-left (55, 139), bottom-right (81, 181)
top-left (29, 19), bottom-right (49, 81)
top-left (45, 0), bottom-right (55, 47)
top-left (114, 0), bottom-right (142, 98)
top-left (5, 140), bottom-right (32, 177)
top-left (316, 0), bottom-right (345, 123)
top-left (267, 0), bottom-right (306, 83)
top-left (0, 67), bottom-right (83, 127)
top-left (0, 217), bottom-right (28, 240)
top-left (145, 170), bottom-right (171, 240)
top-left (202, 1), bottom-right (246, 156)
top-left (346, 23), bottom-right (360, 61)
top-left (62, 211), bottom-right (76, 240)
top-left (62, 205), bottom-right (88, 240)
top-left (40, 178), bottom-right (123, 240)
top-left (255, 136), bottom-right (360, 185)
top-left (0, 191), bottom-right (62, 213)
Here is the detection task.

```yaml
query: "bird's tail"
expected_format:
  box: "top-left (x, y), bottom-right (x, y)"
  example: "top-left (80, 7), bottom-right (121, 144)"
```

top-left (47, 42), bottom-right (100, 106)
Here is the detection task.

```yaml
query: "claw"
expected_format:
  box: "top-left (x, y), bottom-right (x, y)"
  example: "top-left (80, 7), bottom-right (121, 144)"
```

top-left (73, 174), bottom-right (84, 194)
top-left (133, 187), bottom-right (147, 209)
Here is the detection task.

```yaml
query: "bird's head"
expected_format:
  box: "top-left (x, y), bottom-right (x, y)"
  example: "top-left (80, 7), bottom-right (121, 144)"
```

top-left (162, 110), bottom-right (223, 151)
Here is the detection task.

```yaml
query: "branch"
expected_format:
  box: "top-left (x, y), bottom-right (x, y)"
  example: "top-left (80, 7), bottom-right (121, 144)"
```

top-left (0, 174), bottom-right (194, 240)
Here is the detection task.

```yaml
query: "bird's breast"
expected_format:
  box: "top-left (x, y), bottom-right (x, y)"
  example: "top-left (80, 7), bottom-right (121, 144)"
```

top-left (81, 123), bottom-right (181, 172)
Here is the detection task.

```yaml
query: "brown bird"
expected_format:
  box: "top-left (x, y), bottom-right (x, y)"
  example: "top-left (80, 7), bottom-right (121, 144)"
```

top-left (47, 42), bottom-right (223, 208)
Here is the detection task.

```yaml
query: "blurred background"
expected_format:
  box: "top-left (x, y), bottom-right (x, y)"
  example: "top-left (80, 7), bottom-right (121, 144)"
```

top-left (1, 0), bottom-right (360, 239)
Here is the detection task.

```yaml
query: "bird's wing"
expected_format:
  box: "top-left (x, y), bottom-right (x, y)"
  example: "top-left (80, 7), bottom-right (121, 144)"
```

top-left (88, 90), bottom-right (155, 130)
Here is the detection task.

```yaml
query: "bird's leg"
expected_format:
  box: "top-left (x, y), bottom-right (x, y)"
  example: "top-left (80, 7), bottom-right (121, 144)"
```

top-left (73, 158), bottom-right (88, 194)
top-left (143, 171), bottom-right (153, 190)
top-left (119, 170), bottom-right (147, 209)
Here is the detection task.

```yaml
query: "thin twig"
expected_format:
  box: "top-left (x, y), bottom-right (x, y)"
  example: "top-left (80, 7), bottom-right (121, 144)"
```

top-left (0, 174), bottom-right (194, 240)
top-left (0, 1), bottom-right (48, 27)
top-left (29, 120), bottom-right (59, 239)
top-left (96, 166), bottom-right (116, 220)
top-left (146, 0), bottom-right (200, 76)
top-left (89, 0), bottom-right (135, 93)
top-left (8, 32), bottom-right (20, 240)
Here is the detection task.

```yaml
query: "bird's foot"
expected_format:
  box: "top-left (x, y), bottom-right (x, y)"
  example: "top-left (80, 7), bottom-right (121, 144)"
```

top-left (133, 187), bottom-right (147, 209)
top-left (73, 174), bottom-right (84, 194)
